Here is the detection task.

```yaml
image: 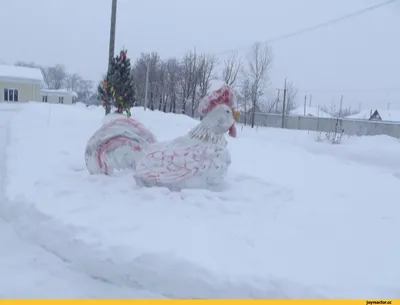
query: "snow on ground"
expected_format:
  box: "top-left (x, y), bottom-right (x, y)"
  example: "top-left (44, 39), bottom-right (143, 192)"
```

top-left (3, 102), bottom-right (400, 299)
top-left (0, 221), bottom-right (164, 299)
top-left (0, 104), bottom-right (164, 299)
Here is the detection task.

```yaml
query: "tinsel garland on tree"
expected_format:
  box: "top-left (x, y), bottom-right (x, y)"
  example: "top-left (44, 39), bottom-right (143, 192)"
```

top-left (98, 49), bottom-right (135, 116)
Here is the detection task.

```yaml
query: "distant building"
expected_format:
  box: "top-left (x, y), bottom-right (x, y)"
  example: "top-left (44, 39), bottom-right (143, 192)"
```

top-left (40, 88), bottom-right (74, 105)
top-left (0, 64), bottom-right (43, 103)
top-left (346, 109), bottom-right (400, 122)
top-left (368, 109), bottom-right (382, 121)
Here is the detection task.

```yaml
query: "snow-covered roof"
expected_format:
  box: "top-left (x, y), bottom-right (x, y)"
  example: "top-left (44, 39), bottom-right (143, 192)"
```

top-left (0, 64), bottom-right (43, 84)
top-left (290, 106), bottom-right (332, 118)
top-left (40, 88), bottom-right (74, 96)
top-left (41, 88), bottom-right (69, 93)
top-left (346, 109), bottom-right (400, 122)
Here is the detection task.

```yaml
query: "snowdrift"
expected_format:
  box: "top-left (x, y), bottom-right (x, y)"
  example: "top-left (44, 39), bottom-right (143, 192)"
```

top-left (3, 102), bottom-right (400, 299)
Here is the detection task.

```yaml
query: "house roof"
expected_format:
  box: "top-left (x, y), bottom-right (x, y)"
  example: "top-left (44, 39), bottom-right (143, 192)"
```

top-left (0, 64), bottom-right (43, 83)
top-left (347, 109), bottom-right (400, 122)
top-left (40, 88), bottom-right (76, 97)
top-left (41, 88), bottom-right (69, 93)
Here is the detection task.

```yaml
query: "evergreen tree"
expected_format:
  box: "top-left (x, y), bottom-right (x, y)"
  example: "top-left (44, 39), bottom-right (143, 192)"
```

top-left (98, 71), bottom-right (113, 115)
top-left (98, 49), bottom-right (135, 116)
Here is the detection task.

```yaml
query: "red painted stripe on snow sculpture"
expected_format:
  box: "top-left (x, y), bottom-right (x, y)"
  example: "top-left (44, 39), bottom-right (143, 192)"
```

top-left (103, 117), bottom-right (157, 144)
top-left (97, 137), bottom-right (141, 175)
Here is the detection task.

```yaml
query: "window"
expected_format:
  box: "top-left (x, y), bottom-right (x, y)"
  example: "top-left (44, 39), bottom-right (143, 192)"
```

top-left (4, 89), bottom-right (18, 102)
top-left (42, 96), bottom-right (48, 103)
top-left (59, 97), bottom-right (64, 104)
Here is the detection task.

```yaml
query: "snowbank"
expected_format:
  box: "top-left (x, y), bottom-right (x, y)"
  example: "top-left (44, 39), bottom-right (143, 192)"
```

top-left (4, 102), bottom-right (400, 298)
top-left (0, 103), bottom-right (164, 298)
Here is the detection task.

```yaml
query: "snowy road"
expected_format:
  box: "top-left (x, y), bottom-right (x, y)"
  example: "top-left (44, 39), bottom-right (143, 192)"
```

top-left (0, 106), bottom-right (163, 299)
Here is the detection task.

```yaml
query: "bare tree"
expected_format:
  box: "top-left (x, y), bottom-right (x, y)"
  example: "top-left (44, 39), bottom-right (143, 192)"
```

top-left (64, 73), bottom-right (93, 103)
top-left (189, 51), bottom-right (199, 117)
top-left (147, 52), bottom-right (162, 111)
top-left (238, 78), bottom-right (252, 125)
top-left (245, 41), bottom-right (273, 128)
top-left (179, 49), bottom-right (197, 114)
top-left (14, 61), bottom-right (39, 68)
top-left (131, 52), bottom-right (162, 110)
top-left (222, 51), bottom-right (242, 86)
top-left (165, 58), bottom-right (181, 113)
top-left (75, 79), bottom-right (93, 102)
top-left (156, 61), bottom-right (167, 111)
top-left (131, 53), bottom-right (149, 106)
top-left (65, 73), bottom-right (82, 92)
top-left (43, 64), bottom-right (67, 89)
top-left (197, 53), bottom-right (217, 98)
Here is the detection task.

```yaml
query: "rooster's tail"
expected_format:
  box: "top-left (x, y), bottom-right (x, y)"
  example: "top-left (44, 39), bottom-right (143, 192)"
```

top-left (85, 114), bottom-right (157, 175)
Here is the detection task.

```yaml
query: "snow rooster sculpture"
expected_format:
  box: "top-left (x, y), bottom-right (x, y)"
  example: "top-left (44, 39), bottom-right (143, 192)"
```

top-left (133, 85), bottom-right (240, 190)
top-left (85, 113), bottom-right (157, 175)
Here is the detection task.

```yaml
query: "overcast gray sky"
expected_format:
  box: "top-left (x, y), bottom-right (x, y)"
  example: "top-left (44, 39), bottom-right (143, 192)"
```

top-left (0, 0), bottom-right (399, 109)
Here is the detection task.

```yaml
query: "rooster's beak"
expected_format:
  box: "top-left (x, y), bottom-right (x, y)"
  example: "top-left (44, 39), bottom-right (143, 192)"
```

top-left (232, 109), bottom-right (240, 123)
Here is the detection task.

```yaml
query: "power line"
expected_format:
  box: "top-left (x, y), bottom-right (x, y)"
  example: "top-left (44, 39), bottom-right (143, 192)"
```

top-left (297, 86), bottom-right (400, 94)
top-left (211, 0), bottom-right (399, 56)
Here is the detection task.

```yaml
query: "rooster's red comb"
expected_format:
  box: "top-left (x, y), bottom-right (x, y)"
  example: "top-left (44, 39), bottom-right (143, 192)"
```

top-left (198, 85), bottom-right (236, 116)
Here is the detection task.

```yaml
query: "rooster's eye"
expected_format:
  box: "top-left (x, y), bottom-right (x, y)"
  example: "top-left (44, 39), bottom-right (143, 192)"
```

top-left (226, 110), bottom-right (230, 113)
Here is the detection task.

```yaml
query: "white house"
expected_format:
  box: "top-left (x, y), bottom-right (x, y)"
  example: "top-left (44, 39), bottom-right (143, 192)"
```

top-left (40, 88), bottom-right (75, 105)
top-left (0, 64), bottom-right (43, 103)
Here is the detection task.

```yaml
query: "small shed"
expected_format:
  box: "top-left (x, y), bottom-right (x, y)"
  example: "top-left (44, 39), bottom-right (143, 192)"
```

top-left (40, 89), bottom-right (74, 105)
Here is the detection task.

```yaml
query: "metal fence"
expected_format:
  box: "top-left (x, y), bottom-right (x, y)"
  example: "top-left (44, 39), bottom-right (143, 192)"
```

top-left (240, 112), bottom-right (400, 138)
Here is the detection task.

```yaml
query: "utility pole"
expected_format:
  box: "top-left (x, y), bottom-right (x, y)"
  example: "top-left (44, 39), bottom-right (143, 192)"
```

top-left (144, 56), bottom-right (150, 111)
top-left (309, 94), bottom-right (312, 107)
top-left (339, 95), bottom-right (343, 117)
top-left (281, 78), bottom-right (287, 128)
top-left (108, 0), bottom-right (118, 71)
top-left (105, 0), bottom-right (117, 115)
top-left (275, 89), bottom-right (281, 113)
top-left (304, 95), bottom-right (307, 116)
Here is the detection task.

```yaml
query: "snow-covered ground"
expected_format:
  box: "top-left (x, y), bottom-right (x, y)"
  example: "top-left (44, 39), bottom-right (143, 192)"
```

top-left (0, 104), bottom-right (164, 299)
top-left (2, 102), bottom-right (400, 298)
